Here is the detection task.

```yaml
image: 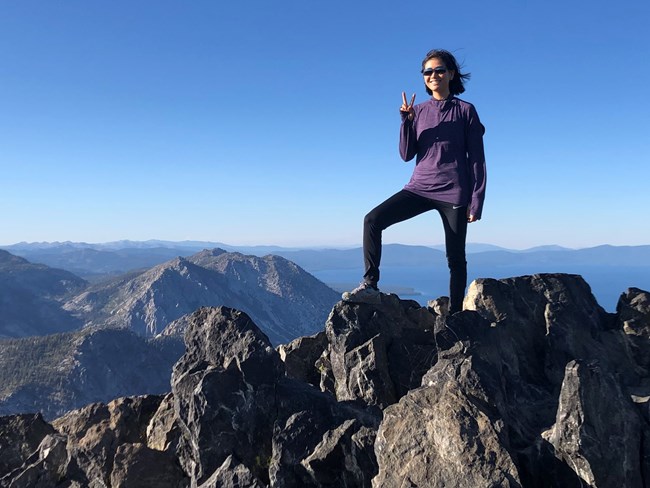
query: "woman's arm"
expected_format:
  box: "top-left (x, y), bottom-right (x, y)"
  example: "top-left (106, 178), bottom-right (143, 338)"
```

top-left (399, 115), bottom-right (418, 162)
top-left (399, 92), bottom-right (417, 162)
top-left (466, 104), bottom-right (487, 220)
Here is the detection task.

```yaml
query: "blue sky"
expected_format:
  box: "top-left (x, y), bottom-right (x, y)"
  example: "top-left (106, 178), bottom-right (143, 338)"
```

top-left (1, 0), bottom-right (648, 249)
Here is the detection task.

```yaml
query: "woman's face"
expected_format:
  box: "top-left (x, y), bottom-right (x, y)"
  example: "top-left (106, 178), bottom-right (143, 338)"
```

top-left (422, 57), bottom-right (454, 96)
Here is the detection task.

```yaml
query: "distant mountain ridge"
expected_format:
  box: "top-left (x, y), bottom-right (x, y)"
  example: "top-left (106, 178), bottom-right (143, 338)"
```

top-left (0, 247), bottom-right (340, 418)
top-left (0, 250), bottom-right (87, 338)
top-left (4, 240), bottom-right (649, 303)
top-left (4, 240), bottom-right (649, 313)
top-left (0, 247), bottom-right (339, 345)
top-left (4, 241), bottom-right (648, 279)
top-left (1, 241), bottom-right (323, 279)
top-left (1, 239), bottom-right (534, 254)
top-left (0, 250), bottom-right (87, 298)
top-left (63, 248), bottom-right (339, 344)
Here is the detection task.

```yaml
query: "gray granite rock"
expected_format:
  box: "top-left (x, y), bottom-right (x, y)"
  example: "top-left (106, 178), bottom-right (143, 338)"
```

top-left (374, 336), bottom-right (522, 487)
top-left (51, 395), bottom-right (164, 486)
top-left (277, 331), bottom-right (328, 387)
top-left (543, 359), bottom-right (644, 488)
top-left (171, 306), bottom-right (282, 486)
top-left (323, 293), bottom-right (438, 408)
top-left (0, 413), bottom-right (56, 477)
top-left (2, 275), bottom-right (649, 488)
top-left (110, 442), bottom-right (187, 488)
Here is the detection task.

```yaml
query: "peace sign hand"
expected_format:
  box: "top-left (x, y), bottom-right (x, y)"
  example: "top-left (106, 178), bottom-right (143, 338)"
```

top-left (400, 92), bottom-right (416, 120)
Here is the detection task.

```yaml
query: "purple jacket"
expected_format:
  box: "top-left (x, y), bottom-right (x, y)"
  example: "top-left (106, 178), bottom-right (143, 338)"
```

top-left (400, 97), bottom-right (487, 219)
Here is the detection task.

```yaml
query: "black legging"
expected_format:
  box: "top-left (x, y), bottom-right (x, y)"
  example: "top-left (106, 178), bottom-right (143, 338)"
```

top-left (362, 189), bottom-right (468, 313)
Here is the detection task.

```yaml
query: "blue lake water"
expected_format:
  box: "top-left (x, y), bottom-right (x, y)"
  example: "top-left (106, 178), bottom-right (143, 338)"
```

top-left (313, 264), bottom-right (650, 312)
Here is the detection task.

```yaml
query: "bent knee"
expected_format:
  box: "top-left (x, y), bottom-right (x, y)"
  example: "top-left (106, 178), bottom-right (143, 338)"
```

top-left (364, 211), bottom-right (378, 227)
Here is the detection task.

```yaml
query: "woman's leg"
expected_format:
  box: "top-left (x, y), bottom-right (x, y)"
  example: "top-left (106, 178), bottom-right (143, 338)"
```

top-left (363, 190), bottom-right (437, 286)
top-left (437, 204), bottom-right (468, 313)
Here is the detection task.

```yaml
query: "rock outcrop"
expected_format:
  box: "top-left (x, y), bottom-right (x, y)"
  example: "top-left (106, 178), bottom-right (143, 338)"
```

top-left (169, 306), bottom-right (379, 487)
top-left (1, 396), bottom-right (189, 487)
top-left (542, 359), bottom-right (644, 487)
top-left (319, 293), bottom-right (438, 408)
top-left (1, 273), bottom-right (649, 487)
top-left (0, 414), bottom-right (56, 478)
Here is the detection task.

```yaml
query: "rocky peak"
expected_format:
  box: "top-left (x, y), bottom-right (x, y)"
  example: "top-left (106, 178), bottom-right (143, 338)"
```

top-left (174, 306), bottom-right (282, 386)
top-left (64, 248), bottom-right (339, 342)
top-left (2, 273), bottom-right (649, 487)
top-left (186, 250), bottom-right (306, 298)
top-left (319, 293), bottom-right (438, 408)
top-left (188, 247), bottom-right (228, 261)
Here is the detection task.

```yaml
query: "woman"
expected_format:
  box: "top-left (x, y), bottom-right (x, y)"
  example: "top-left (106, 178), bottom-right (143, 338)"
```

top-left (342, 49), bottom-right (487, 313)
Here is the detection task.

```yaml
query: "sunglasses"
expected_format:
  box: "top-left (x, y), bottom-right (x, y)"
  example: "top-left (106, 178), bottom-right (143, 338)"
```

top-left (421, 67), bottom-right (448, 76)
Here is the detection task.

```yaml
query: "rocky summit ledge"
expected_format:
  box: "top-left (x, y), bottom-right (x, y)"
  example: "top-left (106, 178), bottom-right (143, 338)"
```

top-left (1, 273), bottom-right (649, 487)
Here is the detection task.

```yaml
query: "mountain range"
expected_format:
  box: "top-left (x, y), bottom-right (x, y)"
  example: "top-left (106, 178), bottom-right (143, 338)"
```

top-left (0, 247), bottom-right (338, 344)
top-left (0, 247), bottom-right (339, 418)
top-left (3, 240), bottom-right (648, 274)
top-left (4, 240), bottom-right (647, 311)
top-left (63, 248), bottom-right (339, 343)
top-left (0, 250), bottom-right (87, 337)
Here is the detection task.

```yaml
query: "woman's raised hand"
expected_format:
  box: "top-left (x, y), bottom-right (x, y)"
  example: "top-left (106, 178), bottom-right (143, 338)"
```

top-left (400, 92), bottom-right (416, 120)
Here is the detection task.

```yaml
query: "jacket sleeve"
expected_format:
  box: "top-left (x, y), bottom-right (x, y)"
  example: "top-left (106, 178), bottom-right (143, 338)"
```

top-left (399, 111), bottom-right (417, 162)
top-left (466, 104), bottom-right (487, 219)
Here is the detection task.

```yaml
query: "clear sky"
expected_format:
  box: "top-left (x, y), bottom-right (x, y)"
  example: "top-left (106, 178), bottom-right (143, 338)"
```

top-left (1, 0), bottom-right (649, 249)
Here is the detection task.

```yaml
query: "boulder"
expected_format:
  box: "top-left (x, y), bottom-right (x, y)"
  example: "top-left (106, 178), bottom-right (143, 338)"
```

top-left (172, 306), bottom-right (380, 487)
top-left (464, 273), bottom-right (611, 387)
top-left (269, 379), bottom-right (379, 487)
top-left (301, 420), bottom-right (377, 488)
top-left (438, 275), bottom-right (650, 486)
top-left (373, 337), bottom-right (521, 487)
top-left (110, 442), bottom-right (187, 488)
top-left (277, 331), bottom-right (328, 387)
top-left (51, 395), bottom-right (164, 485)
top-left (460, 275), bottom-right (624, 451)
top-left (323, 293), bottom-right (438, 408)
top-left (0, 433), bottom-right (78, 488)
top-left (171, 306), bottom-right (282, 486)
top-left (146, 392), bottom-right (181, 454)
top-left (543, 359), bottom-right (644, 488)
top-left (0, 413), bottom-right (56, 477)
top-left (197, 455), bottom-right (265, 488)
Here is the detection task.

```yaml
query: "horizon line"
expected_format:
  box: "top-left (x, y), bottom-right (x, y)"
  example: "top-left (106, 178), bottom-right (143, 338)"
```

top-left (2, 239), bottom-right (650, 252)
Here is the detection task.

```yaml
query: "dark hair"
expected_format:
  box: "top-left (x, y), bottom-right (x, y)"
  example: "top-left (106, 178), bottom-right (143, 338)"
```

top-left (421, 49), bottom-right (470, 96)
